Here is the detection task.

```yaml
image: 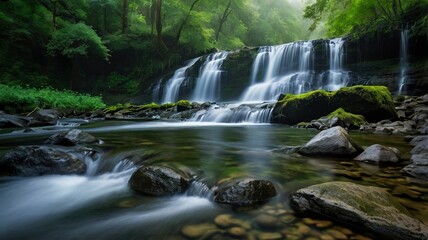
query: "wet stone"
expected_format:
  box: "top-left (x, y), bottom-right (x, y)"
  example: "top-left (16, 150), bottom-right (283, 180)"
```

top-left (297, 224), bottom-right (311, 235)
top-left (227, 227), bottom-right (246, 238)
top-left (257, 232), bottom-right (283, 240)
top-left (279, 214), bottom-right (295, 224)
top-left (314, 220), bottom-right (333, 228)
top-left (333, 226), bottom-right (353, 235)
top-left (320, 234), bottom-right (335, 240)
top-left (181, 223), bottom-right (219, 239)
top-left (326, 229), bottom-right (348, 239)
top-left (255, 214), bottom-right (280, 230)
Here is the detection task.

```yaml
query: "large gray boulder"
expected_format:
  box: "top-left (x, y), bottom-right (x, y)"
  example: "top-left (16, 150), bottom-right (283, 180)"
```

top-left (290, 181), bottom-right (428, 240)
top-left (213, 178), bottom-right (277, 207)
top-left (29, 109), bottom-right (59, 126)
top-left (0, 114), bottom-right (31, 128)
top-left (354, 144), bottom-right (401, 163)
top-left (128, 165), bottom-right (191, 196)
top-left (45, 129), bottom-right (97, 146)
top-left (0, 146), bottom-right (86, 176)
top-left (298, 126), bottom-right (363, 157)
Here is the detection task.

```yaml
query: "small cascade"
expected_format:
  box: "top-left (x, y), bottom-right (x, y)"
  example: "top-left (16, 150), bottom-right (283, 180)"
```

top-left (162, 58), bottom-right (199, 103)
top-left (185, 181), bottom-right (213, 199)
top-left (324, 38), bottom-right (349, 91)
top-left (191, 52), bottom-right (229, 102)
top-left (194, 103), bottom-right (273, 123)
top-left (398, 28), bottom-right (409, 95)
top-left (250, 46), bottom-right (272, 84)
top-left (241, 41), bottom-right (314, 102)
top-left (112, 159), bottom-right (136, 173)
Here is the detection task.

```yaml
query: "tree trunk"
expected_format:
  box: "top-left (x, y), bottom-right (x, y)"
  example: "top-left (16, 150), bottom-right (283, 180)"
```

top-left (151, 0), bottom-right (156, 35)
top-left (215, 0), bottom-right (232, 41)
top-left (155, 0), bottom-right (167, 50)
top-left (122, 0), bottom-right (129, 34)
top-left (174, 0), bottom-right (201, 46)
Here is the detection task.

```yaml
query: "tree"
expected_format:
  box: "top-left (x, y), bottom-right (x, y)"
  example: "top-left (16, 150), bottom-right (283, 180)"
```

top-left (215, 0), bottom-right (232, 41)
top-left (47, 22), bottom-right (110, 89)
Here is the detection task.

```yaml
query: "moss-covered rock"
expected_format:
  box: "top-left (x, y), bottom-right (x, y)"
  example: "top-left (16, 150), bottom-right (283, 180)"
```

top-left (331, 85), bottom-right (396, 122)
top-left (272, 90), bottom-right (332, 124)
top-left (176, 100), bottom-right (191, 112)
top-left (272, 85), bottom-right (397, 124)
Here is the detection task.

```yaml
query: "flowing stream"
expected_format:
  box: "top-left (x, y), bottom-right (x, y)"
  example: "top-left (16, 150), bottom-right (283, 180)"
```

top-left (0, 121), bottom-right (426, 240)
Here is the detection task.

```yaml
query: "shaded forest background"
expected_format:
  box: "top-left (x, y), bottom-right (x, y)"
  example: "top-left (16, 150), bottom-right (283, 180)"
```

top-left (0, 0), bottom-right (427, 103)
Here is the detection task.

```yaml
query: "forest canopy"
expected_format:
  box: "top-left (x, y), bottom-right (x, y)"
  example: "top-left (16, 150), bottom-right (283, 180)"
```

top-left (0, 0), bottom-right (427, 103)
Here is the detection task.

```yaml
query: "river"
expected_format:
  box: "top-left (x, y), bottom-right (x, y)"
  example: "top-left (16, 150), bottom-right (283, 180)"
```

top-left (0, 121), bottom-right (426, 240)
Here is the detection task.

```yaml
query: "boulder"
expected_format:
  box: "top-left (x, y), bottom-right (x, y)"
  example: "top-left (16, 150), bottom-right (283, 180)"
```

top-left (29, 109), bottom-right (59, 126)
top-left (298, 126), bottom-right (363, 157)
top-left (303, 108), bottom-right (368, 130)
top-left (331, 86), bottom-right (397, 122)
top-left (272, 86), bottom-right (397, 124)
top-left (128, 165), bottom-right (191, 196)
top-left (45, 129), bottom-right (97, 146)
top-left (213, 178), bottom-right (277, 207)
top-left (272, 90), bottom-right (332, 124)
top-left (0, 146), bottom-right (86, 176)
top-left (290, 181), bottom-right (428, 240)
top-left (0, 114), bottom-right (31, 128)
top-left (354, 144), bottom-right (401, 163)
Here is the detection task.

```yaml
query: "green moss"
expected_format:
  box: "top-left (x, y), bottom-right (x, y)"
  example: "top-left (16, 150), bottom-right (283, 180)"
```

top-left (160, 102), bottom-right (176, 109)
top-left (335, 85), bottom-right (393, 106)
top-left (326, 108), bottom-right (367, 127)
top-left (176, 100), bottom-right (191, 107)
top-left (278, 90), bottom-right (333, 107)
top-left (296, 122), bottom-right (309, 128)
top-left (140, 102), bottom-right (160, 110)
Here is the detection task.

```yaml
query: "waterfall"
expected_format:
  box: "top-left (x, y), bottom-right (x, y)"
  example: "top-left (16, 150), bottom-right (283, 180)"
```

top-left (325, 38), bottom-right (349, 91)
top-left (194, 103), bottom-right (273, 123)
top-left (162, 58), bottom-right (199, 103)
top-left (398, 28), bottom-right (409, 95)
top-left (191, 52), bottom-right (229, 102)
top-left (249, 46), bottom-right (272, 85)
top-left (241, 41), bottom-right (314, 102)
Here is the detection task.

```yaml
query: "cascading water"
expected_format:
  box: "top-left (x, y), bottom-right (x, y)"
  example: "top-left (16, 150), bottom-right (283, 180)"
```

top-left (162, 58), bottom-right (199, 103)
top-left (398, 28), bottom-right (409, 95)
top-left (241, 41), bottom-right (314, 102)
top-left (324, 38), bottom-right (349, 91)
top-left (194, 103), bottom-right (274, 123)
top-left (191, 52), bottom-right (229, 102)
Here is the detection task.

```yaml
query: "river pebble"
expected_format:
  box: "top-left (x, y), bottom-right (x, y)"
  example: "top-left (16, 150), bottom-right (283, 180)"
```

top-left (181, 223), bottom-right (219, 239)
top-left (255, 214), bottom-right (280, 230)
top-left (257, 232), bottom-right (283, 240)
top-left (227, 227), bottom-right (247, 238)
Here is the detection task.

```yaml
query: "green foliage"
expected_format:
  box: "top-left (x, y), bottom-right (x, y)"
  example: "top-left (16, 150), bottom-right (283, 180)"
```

top-left (106, 72), bottom-right (139, 95)
top-left (141, 102), bottom-right (161, 110)
top-left (0, 84), bottom-right (105, 114)
top-left (304, 0), bottom-right (428, 38)
top-left (47, 22), bottom-right (110, 60)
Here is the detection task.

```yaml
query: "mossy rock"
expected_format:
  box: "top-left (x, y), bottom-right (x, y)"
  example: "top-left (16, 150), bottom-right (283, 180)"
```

top-left (176, 100), bottom-right (191, 112)
top-left (326, 108), bottom-right (367, 129)
top-left (272, 90), bottom-right (333, 124)
top-left (272, 86), bottom-right (397, 124)
top-left (331, 85), bottom-right (396, 122)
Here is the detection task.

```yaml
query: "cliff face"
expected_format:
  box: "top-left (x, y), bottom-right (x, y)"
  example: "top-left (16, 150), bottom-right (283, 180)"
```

top-left (344, 31), bottom-right (428, 96)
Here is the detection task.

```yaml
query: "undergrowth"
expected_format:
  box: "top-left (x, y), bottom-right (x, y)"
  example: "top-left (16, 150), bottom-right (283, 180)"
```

top-left (0, 84), bottom-right (106, 114)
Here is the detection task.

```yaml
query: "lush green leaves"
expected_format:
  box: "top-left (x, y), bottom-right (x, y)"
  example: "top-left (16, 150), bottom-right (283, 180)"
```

top-left (47, 23), bottom-right (110, 60)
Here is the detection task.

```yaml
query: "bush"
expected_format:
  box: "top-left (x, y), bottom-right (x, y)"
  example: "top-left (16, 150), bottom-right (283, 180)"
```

top-left (0, 84), bottom-right (106, 114)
